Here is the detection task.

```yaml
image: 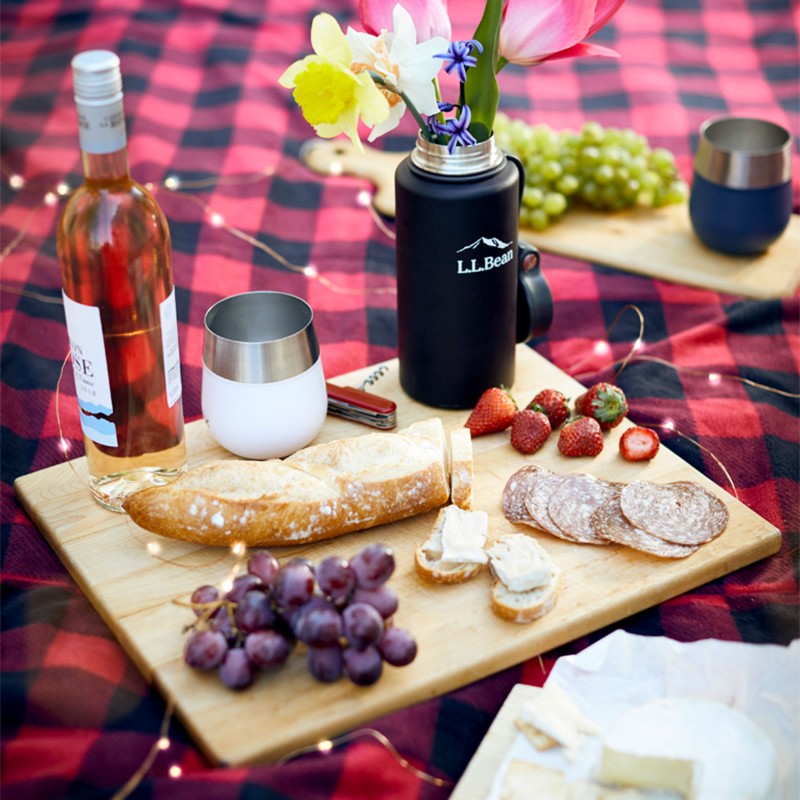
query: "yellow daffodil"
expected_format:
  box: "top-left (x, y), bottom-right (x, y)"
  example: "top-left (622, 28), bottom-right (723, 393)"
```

top-left (279, 13), bottom-right (390, 152)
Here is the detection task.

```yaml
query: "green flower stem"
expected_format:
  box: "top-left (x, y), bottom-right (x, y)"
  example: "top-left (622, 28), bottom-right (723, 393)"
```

top-left (368, 71), bottom-right (439, 143)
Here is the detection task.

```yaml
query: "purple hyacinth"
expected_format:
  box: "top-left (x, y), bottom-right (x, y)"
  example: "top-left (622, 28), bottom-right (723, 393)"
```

top-left (434, 39), bottom-right (483, 83)
top-left (439, 105), bottom-right (477, 154)
top-left (427, 100), bottom-right (456, 137)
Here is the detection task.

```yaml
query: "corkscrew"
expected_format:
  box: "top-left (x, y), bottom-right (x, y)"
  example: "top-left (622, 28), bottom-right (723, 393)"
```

top-left (326, 365), bottom-right (397, 429)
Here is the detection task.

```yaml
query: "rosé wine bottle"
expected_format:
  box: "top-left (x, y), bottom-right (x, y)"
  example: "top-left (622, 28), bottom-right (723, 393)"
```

top-left (57, 51), bottom-right (186, 511)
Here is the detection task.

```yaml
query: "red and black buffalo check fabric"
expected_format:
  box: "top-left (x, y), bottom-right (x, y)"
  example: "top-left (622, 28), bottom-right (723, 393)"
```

top-left (2, 0), bottom-right (798, 797)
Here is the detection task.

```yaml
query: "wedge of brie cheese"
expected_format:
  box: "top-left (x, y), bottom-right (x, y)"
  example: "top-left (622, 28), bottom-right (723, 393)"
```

top-left (439, 505), bottom-right (488, 564)
top-left (597, 697), bottom-right (779, 799)
top-left (488, 533), bottom-right (555, 592)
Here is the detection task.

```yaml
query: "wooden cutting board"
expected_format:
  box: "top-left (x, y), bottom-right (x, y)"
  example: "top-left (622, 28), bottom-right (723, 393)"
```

top-left (302, 140), bottom-right (800, 300)
top-left (14, 346), bottom-right (781, 767)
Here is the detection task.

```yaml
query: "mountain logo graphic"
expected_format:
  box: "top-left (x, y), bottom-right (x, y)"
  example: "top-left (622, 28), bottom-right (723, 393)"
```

top-left (457, 237), bottom-right (513, 252)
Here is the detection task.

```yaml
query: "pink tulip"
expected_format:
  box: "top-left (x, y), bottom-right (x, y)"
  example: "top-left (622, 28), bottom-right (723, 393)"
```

top-left (499, 0), bottom-right (625, 66)
top-left (358, 0), bottom-right (451, 42)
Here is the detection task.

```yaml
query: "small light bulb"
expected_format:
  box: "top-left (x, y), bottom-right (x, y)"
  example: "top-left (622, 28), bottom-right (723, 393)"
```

top-left (164, 176), bottom-right (180, 190)
top-left (58, 438), bottom-right (71, 454)
top-left (210, 212), bottom-right (224, 227)
top-left (329, 161), bottom-right (343, 176)
top-left (168, 765), bottom-right (182, 779)
top-left (303, 264), bottom-right (318, 278)
top-left (317, 740), bottom-right (333, 753)
top-left (356, 190), bottom-right (372, 207)
top-left (56, 182), bottom-right (70, 196)
top-left (9, 174), bottom-right (24, 189)
top-left (593, 341), bottom-right (611, 356)
top-left (157, 737), bottom-right (170, 751)
top-left (708, 372), bottom-right (722, 385)
top-left (663, 419), bottom-right (676, 431)
top-left (221, 579), bottom-right (234, 594)
top-left (231, 542), bottom-right (246, 556)
top-left (147, 541), bottom-right (161, 556)
top-left (44, 192), bottom-right (57, 206)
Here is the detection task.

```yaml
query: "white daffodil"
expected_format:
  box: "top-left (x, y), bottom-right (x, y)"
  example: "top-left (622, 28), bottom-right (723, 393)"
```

top-left (346, 3), bottom-right (448, 141)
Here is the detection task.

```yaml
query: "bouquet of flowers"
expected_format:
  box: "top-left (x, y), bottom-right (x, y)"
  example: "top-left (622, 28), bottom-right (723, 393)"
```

top-left (279, 0), bottom-right (625, 154)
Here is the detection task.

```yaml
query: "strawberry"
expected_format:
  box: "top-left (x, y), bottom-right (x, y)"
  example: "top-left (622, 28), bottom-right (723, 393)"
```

top-left (574, 382), bottom-right (628, 430)
top-left (619, 426), bottom-right (660, 461)
top-left (510, 408), bottom-right (552, 454)
top-left (558, 416), bottom-right (604, 457)
top-left (528, 388), bottom-right (570, 429)
top-left (465, 387), bottom-right (518, 437)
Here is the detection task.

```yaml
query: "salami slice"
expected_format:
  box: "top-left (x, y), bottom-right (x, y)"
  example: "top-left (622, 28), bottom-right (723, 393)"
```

top-left (592, 496), bottom-right (699, 558)
top-left (522, 471), bottom-right (578, 541)
top-left (502, 465), bottom-right (547, 523)
top-left (547, 474), bottom-right (619, 545)
top-left (620, 480), bottom-right (729, 545)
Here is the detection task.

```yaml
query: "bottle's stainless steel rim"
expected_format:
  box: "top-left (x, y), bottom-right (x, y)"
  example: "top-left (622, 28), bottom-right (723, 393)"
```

top-left (411, 132), bottom-right (505, 176)
top-left (694, 116), bottom-right (792, 189)
top-left (203, 291), bottom-right (320, 384)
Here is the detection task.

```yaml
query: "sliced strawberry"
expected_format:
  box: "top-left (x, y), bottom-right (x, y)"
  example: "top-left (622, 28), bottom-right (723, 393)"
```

top-left (528, 388), bottom-right (570, 429)
top-left (510, 408), bottom-right (552, 454)
top-left (465, 387), bottom-right (518, 437)
top-left (619, 426), bottom-right (660, 461)
top-left (574, 382), bottom-right (628, 430)
top-left (557, 416), bottom-right (604, 457)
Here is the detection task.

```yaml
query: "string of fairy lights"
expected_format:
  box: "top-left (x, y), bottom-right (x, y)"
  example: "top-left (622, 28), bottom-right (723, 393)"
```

top-left (3, 160), bottom-right (798, 796)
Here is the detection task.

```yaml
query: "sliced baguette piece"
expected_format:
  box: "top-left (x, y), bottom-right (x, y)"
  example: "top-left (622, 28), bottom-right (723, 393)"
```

top-left (490, 575), bottom-right (560, 623)
top-left (488, 533), bottom-right (561, 623)
top-left (448, 427), bottom-right (473, 510)
top-left (415, 505), bottom-right (487, 584)
top-left (123, 418), bottom-right (449, 547)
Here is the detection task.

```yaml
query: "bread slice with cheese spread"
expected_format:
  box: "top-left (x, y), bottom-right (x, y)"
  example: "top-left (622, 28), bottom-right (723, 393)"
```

top-left (488, 533), bottom-right (561, 623)
top-left (415, 504), bottom-right (488, 584)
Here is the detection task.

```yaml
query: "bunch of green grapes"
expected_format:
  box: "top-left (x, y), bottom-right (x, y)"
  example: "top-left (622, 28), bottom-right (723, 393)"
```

top-left (494, 113), bottom-right (689, 230)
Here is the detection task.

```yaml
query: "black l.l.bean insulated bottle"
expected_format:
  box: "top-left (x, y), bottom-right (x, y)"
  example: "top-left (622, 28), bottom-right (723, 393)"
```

top-left (395, 134), bottom-right (551, 408)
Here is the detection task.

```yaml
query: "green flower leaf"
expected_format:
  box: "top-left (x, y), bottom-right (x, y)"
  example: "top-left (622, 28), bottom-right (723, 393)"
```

top-left (463, 0), bottom-right (502, 143)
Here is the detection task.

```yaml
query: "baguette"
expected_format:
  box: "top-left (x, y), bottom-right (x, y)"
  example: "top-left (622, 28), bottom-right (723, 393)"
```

top-left (123, 418), bottom-right (449, 547)
top-left (414, 505), bottom-right (488, 584)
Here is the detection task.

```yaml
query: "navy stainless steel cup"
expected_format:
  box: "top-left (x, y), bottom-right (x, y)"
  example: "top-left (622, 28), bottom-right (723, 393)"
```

top-left (689, 117), bottom-right (793, 256)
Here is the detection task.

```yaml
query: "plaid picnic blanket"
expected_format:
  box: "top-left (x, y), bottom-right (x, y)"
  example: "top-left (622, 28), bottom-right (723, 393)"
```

top-left (2, 0), bottom-right (797, 797)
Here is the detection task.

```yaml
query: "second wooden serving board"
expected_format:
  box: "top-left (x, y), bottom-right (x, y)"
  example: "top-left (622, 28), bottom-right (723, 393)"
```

top-left (301, 139), bottom-right (800, 300)
top-left (14, 345), bottom-right (781, 766)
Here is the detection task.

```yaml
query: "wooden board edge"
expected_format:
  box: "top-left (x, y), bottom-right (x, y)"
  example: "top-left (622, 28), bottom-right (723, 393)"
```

top-left (449, 683), bottom-right (536, 800)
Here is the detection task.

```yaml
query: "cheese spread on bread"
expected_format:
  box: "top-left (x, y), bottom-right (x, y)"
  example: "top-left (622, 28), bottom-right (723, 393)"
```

top-left (440, 505), bottom-right (488, 564)
top-left (488, 533), bottom-right (556, 592)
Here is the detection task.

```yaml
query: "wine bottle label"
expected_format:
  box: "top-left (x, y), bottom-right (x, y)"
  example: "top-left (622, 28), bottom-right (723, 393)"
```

top-left (160, 290), bottom-right (182, 408)
top-left (75, 97), bottom-right (126, 155)
top-left (62, 293), bottom-right (118, 448)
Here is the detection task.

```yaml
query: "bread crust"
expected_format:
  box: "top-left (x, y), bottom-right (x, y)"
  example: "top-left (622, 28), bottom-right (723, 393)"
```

top-left (448, 427), bottom-right (473, 510)
top-left (123, 419), bottom-right (449, 547)
top-left (489, 575), bottom-right (560, 623)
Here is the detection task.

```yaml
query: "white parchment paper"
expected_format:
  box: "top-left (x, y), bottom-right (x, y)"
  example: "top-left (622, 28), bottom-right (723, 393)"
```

top-left (487, 631), bottom-right (799, 799)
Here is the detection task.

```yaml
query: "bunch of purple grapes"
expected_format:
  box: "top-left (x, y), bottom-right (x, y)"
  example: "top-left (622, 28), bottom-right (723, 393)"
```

top-left (183, 543), bottom-right (417, 690)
